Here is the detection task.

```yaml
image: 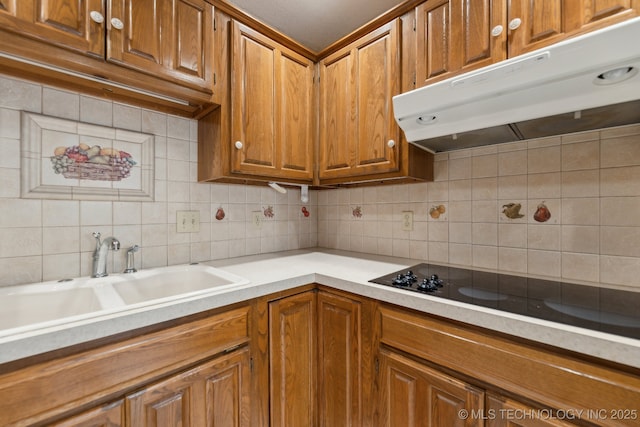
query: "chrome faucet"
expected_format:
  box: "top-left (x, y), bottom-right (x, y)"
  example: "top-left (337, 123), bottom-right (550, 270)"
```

top-left (92, 232), bottom-right (120, 278)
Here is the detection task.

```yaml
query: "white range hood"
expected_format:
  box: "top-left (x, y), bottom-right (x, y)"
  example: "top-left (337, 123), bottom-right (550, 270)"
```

top-left (393, 17), bottom-right (640, 152)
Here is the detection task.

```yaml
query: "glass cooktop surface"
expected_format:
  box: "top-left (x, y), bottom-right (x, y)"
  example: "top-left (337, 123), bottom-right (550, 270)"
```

top-left (370, 263), bottom-right (640, 340)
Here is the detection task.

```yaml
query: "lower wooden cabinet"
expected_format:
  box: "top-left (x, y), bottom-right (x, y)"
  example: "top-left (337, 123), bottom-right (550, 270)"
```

top-left (126, 346), bottom-right (251, 427)
top-left (268, 290), bottom-right (317, 427)
top-left (377, 348), bottom-right (484, 427)
top-left (267, 288), bottom-right (373, 427)
top-left (486, 393), bottom-right (577, 427)
top-left (49, 400), bottom-right (125, 427)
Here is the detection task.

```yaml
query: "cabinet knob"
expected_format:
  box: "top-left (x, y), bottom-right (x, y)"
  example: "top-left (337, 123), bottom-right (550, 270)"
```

top-left (234, 141), bottom-right (243, 149)
top-left (111, 17), bottom-right (124, 30)
top-left (508, 18), bottom-right (522, 30)
top-left (89, 11), bottom-right (104, 24)
top-left (491, 25), bottom-right (503, 37)
top-left (387, 140), bottom-right (396, 148)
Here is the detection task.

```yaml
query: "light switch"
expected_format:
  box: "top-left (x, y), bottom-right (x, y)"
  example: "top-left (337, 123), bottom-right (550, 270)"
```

top-left (177, 211), bottom-right (200, 233)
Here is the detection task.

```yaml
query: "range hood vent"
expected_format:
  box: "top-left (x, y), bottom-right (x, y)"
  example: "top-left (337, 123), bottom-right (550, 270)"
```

top-left (393, 17), bottom-right (640, 152)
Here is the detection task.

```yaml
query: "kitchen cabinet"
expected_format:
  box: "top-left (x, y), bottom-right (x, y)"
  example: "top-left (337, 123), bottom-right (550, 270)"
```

top-left (378, 303), bottom-right (640, 427)
top-left (198, 15), bottom-right (314, 184)
top-left (49, 401), bottom-right (125, 427)
top-left (127, 346), bottom-right (251, 427)
top-left (486, 393), bottom-right (577, 427)
top-left (269, 290), bottom-right (317, 427)
top-left (377, 348), bottom-right (484, 427)
top-left (266, 288), bottom-right (375, 427)
top-left (416, 0), bottom-right (639, 87)
top-left (230, 21), bottom-right (314, 181)
top-left (318, 18), bottom-right (433, 185)
top-left (0, 305), bottom-right (251, 426)
top-left (0, 0), bottom-right (214, 116)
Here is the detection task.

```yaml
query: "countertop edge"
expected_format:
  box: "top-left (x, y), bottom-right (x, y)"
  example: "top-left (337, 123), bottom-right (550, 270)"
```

top-left (1, 249), bottom-right (639, 370)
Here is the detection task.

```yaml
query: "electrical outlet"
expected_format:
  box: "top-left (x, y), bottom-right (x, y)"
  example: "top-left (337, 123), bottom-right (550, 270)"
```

top-left (177, 211), bottom-right (200, 233)
top-left (402, 211), bottom-right (413, 231)
top-left (252, 211), bottom-right (262, 229)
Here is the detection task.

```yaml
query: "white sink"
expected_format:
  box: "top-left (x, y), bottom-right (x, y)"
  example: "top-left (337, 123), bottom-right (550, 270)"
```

top-left (0, 280), bottom-right (110, 333)
top-left (0, 264), bottom-right (249, 336)
top-left (111, 264), bottom-right (250, 305)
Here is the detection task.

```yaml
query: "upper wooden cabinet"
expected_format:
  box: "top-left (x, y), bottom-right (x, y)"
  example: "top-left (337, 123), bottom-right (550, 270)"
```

top-left (0, 0), bottom-right (214, 116)
top-left (416, 0), bottom-right (639, 87)
top-left (318, 18), bottom-right (433, 185)
top-left (198, 15), bottom-right (314, 184)
top-left (416, 0), bottom-right (506, 86)
top-left (108, 0), bottom-right (213, 92)
top-left (319, 20), bottom-right (401, 181)
top-left (231, 22), bottom-right (314, 181)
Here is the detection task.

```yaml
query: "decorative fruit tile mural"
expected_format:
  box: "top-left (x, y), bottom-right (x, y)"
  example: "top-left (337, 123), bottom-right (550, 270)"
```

top-left (21, 112), bottom-right (154, 201)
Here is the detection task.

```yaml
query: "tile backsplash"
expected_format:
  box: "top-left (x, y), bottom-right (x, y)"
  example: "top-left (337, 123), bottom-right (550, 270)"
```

top-left (2, 73), bottom-right (640, 291)
top-left (317, 124), bottom-right (640, 290)
top-left (0, 75), bottom-right (317, 286)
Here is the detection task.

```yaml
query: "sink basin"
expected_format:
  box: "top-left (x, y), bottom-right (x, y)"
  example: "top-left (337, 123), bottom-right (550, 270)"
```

top-left (111, 264), bottom-right (250, 305)
top-left (0, 283), bottom-right (104, 331)
top-left (0, 264), bottom-right (249, 337)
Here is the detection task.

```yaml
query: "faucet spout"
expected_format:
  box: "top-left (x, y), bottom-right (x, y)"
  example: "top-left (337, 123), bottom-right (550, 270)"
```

top-left (92, 232), bottom-right (120, 278)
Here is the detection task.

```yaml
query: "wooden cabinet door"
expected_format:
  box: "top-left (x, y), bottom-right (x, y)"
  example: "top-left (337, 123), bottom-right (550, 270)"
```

top-left (507, 0), bottom-right (639, 57)
top-left (49, 400), bottom-right (124, 427)
top-left (269, 291), bottom-right (317, 427)
top-left (204, 347), bottom-right (252, 427)
top-left (377, 348), bottom-right (484, 427)
top-left (230, 21), bottom-right (314, 181)
top-left (317, 291), bottom-right (362, 427)
top-left (277, 49), bottom-right (315, 180)
top-left (0, 0), bottom-right (104, 57)
top-left (108, 0), bottom-right (213, 91)
top-left (230, 22), bottom-right (278, 176)
top-left (486, 393), bottom-right (577, 427)
top-left (416, 0), bottom-right (506, 87)
top-left (126, 348), bottom-right (251, 427)
top-left (319, 19), bottom-right (401, 180)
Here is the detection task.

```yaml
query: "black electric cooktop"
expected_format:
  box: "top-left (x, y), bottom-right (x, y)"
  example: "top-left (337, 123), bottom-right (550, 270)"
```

top-left (370, 263), bottom-right (640, 340)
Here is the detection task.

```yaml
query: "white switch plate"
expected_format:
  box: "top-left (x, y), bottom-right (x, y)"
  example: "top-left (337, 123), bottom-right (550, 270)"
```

top-left (402, 211), bottom-right (413, 231)
top-left (252, 211), bottom-right (262, 229)
top-left (177, 211), bottom-right (200, 233)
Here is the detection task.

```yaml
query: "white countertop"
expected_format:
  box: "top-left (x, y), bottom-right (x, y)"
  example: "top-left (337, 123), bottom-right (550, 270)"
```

top-left (1, 249), bottom-right (639, 370)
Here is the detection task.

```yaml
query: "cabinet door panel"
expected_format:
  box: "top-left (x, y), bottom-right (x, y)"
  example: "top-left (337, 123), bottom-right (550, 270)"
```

top-left (231, 22), bottom-right (278, 175)
top-left (355, 21), bottom-right (400, 174)
top-left (49, 400), bottom-right (124, 427)
top-left (126, 369), bottom-right (198, 426)
top-left (269, 291), bottom-right (317, 427)
top-left (108, 0), bottom-right (213, 91)
top-left (417, 0), bottom-right (451, 83)
top-left (0, 0), bottom-right (104, 56)
top-left (378, 349), bottom-right (484, 427)
top-left (318, 291), bottom-right (362, 427)
top-left (319, 51), bottom-right (355, 177)
top-left (277, 50), bottom-right (314, 179)
top-left (417, 0), bottom-right (505, 86)
top-left (319, 20), bottom-right (400, 180)
top-left (205, 348), bottom-right (251, 427)
top-left (486, 393), bottom-right (577, 427)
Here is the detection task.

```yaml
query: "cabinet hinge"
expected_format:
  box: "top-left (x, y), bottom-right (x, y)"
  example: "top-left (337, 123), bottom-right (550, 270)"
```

top-left (250, 357), bottom-right (254, 373)
top-left (412, 72), bottom-right (416, 88)
top-left (413, 18), bottom-right (416, 32)
top-left (375, 357), bottom-right (379, 374)
top-left (213, 73), bottom-right (216, 86)
top-left (214, 18), bottom-right (217, 31)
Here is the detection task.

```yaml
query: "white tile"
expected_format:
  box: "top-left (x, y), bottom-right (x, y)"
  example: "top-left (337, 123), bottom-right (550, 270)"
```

top-left (80, 96), bottom-right (113, 126)
top-left (0, 199), bottom-right (42, 227)
top-left (0, 75), bottom-right (41, 112)
top-left (43, 88), bottom-right (79, 120)
top-left (0, 108), bottom-right (20, 138)
top-left (0, 256), bottom-right (42, 286)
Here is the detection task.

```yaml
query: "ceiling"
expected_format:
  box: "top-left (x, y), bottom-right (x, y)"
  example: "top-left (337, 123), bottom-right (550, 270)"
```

top-left (227, 0), bottom-right (407, 52)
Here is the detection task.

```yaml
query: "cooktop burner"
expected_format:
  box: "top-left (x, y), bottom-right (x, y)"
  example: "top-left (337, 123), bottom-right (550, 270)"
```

top-left (370, 263), bottom-right (640, 340)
